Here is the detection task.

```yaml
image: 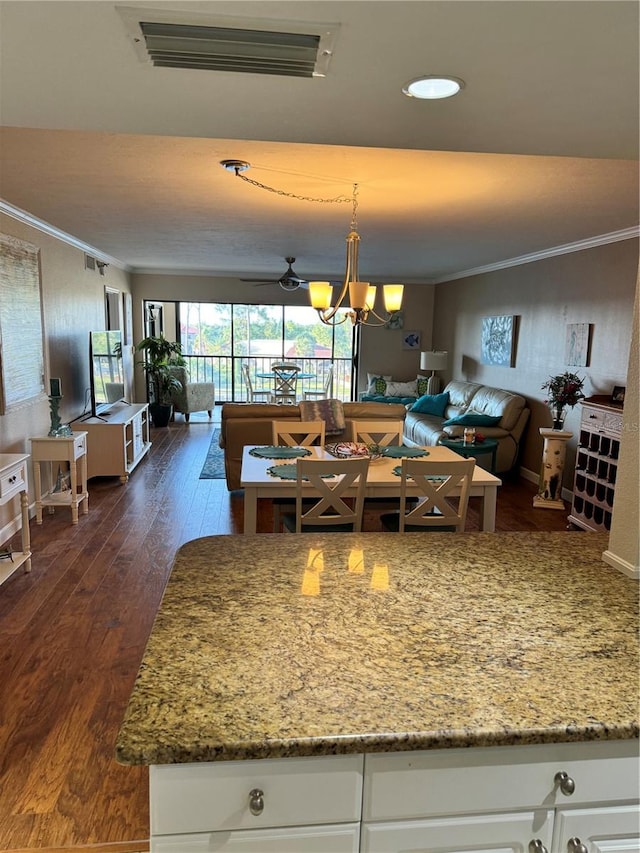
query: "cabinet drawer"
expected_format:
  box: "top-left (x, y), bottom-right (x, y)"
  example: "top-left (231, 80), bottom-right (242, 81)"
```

top-left (363, 741), bottom-right (639, 821)
top-left (0, 461), bottom-right (27, 500)
top-left (553, 804), bottom-right (640, 849)
top-left (72, 433), bottom-right (87, 459)
top-left (362, 810), bottom-right (554, 853)
top-left (152, 823), bottom-right (360, 852)
top-left (582, 407), bottom-right (623, 436)
top-left (151, 754), bottom-right (363, 835)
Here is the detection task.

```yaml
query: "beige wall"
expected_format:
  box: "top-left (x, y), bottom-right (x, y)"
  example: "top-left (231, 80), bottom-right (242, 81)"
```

top-left (432, 239), bottom-right (638, 481)
top-left (0, 213), bottom-right (131, 537)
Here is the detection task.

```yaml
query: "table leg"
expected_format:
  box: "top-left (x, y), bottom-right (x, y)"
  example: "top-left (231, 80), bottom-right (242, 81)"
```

top-left (20, 490), bottom-right (31, 572)
top-left (479, 484), bottom-right (497, 532)
top-left (244, 488), bottom-right (258, 534)
top-left (33, 461), bottom-right (43, 524)
top-left (69, 459), bottom-right (79, 524)
top-left (80, 453), bottom-right (88, 514)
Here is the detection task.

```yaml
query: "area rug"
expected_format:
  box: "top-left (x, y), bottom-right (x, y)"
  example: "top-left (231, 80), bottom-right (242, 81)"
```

top-left (199, 430), bottom-right (225, 479)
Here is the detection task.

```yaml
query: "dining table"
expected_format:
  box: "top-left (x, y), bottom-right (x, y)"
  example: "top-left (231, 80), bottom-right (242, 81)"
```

top-left (240, 444), bottom-right (502, 534)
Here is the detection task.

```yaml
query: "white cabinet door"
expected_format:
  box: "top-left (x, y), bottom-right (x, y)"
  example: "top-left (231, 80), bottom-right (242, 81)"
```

top-left (361, 810), bottom-right (554, 853)
top-left (553, 805), bottom-right (640, 853)
top-left (152, 822), bottom-right (360, 852)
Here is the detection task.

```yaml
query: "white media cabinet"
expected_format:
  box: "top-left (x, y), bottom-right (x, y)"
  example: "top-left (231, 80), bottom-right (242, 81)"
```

top-left (73, 402), bottom-right (151, 483)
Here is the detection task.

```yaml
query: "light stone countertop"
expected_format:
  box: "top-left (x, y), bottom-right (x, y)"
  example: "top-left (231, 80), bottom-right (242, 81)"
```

top-left (116, 532), bottom-right (639, 766)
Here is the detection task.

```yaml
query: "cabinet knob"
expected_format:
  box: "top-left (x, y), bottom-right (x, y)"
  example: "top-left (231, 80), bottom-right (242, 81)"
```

top-left (529, 840), bottom-right (548, 853)
top-left (248, 787), bottom-right (264, 816)
top-left (554, 770), bottom-right (576, 795)
top-left (567, 838), bottom-right (588, 853)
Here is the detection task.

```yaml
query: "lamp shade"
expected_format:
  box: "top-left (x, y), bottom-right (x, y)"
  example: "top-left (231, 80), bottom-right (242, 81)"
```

top-left (420, 350), bottom-right (448, 372)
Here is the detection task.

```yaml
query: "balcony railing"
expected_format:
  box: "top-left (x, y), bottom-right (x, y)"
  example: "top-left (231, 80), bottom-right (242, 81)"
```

top-left (182, 356), bottom-right (353, 403)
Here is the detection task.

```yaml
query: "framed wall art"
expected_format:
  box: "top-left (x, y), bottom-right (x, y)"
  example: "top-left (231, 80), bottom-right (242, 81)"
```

top-left (565, 322), bottom-right (591, 367)
top-left (402, 330), bottom-right (421, 350)
top-left (480, 315), bottom-right (516, 367)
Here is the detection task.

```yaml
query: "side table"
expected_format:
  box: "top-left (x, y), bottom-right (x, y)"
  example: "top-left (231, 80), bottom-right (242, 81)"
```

top-left (0, 453), bottom-right (32, 586)
top-left (438, 437), bottom-right (498, 474)
top-left (30, 433), bottom-right (89, 524)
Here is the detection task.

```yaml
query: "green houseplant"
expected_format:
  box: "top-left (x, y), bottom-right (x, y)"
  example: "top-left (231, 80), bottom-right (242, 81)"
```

top-left (136, 335), bottom-right (185, 427)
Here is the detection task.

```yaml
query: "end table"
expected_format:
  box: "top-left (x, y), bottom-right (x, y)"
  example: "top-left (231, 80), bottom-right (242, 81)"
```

top-left (438, 436), bottom-right (499, 474)
top-left (30, 432), bottom-right (89, 524)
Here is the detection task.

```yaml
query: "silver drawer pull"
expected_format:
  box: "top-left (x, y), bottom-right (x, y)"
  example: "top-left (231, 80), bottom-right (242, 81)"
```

top-left (567, 838), bottom-right (588, 853)
top-left (529, 840), bottom-right (548, 853)
top-left (554, 770), bottom-right (576, 795)
top-left (249, 787), bottom-right (264, 816)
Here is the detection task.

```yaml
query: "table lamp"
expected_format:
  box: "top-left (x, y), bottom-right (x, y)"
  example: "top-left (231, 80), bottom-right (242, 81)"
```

top-left (420, 350), bottom-right (448, 394)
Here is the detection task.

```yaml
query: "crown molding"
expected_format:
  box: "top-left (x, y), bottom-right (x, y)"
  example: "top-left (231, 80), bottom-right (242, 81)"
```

top-left (430, 226), bottom-right (640, 284)
top-left (0, 200), bottom-right (130, 271)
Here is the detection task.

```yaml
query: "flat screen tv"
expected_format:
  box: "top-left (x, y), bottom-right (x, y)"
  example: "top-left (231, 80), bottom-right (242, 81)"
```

top-left (89, 330), bottom-right (125, 416)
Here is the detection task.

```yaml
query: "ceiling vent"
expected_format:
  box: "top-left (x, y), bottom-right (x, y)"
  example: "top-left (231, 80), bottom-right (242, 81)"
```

top-left (117, 7), bottom-right (338, 78)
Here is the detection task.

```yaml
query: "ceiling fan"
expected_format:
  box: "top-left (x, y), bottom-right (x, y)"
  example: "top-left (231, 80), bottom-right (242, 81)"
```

top-left (242, 257), bottom-right (308, 291)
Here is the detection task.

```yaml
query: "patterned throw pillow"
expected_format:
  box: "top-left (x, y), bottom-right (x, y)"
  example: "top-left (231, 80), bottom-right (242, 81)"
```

top-left (386, 380), bottom-right (418, 398)
top-left (416, 375), bottom-right (430, 397)
top-left (299, 398), bottom-right (346, 435)
top-left (367, 373), bottom-right (391, 395)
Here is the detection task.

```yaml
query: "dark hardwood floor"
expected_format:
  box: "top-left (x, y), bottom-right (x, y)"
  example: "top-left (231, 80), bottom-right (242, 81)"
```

top-left (0, 411), bottom-right (573, 852)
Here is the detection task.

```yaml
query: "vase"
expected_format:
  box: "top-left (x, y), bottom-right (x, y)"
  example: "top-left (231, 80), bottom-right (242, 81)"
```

top-left (550, 405), bottom-right (566, 430)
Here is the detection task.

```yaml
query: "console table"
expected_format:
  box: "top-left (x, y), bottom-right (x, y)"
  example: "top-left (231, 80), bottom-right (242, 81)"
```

top-left (438, 436), bottom-right (498, 473)
top-left (0, 453), bottom-right (31, 586)
top-left (30, 433), bottom-right (89, 524)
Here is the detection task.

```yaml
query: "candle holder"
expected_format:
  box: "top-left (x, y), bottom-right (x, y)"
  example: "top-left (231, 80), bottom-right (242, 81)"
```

top-left (48, 395), bottom-right (73, 437)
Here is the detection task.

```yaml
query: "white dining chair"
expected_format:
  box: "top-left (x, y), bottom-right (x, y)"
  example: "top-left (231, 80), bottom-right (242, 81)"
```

top-left (303, 364), bottom-right (334, 400)
top-left (272, 420), bottom-right (326, 531)
top-left (241, 364), bottom-right (271, 403)
top-left (380, 456), bottom-right (475, 533)
top-left (271, 362), bottom-right (300, 404)
top-left (281, 456), bottom-right (370, 534)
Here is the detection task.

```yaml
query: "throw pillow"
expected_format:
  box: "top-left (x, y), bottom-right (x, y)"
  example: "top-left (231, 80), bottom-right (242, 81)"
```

top-left (367, 373), bottom-right (391, 395)
top-left (386, 380), bottom-right (418, 398)
top-left (443, 412), bottom-right (502, 427)
top-left (362, 394), bottom-right (416, 405)
top-left (409, 391), bottom-right (450, 417)
top-left (299, 398), bottom-right (346, 435)
top-left (416, 375), bottom-right (430, 397)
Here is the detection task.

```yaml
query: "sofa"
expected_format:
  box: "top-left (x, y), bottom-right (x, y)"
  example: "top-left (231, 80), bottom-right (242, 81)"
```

top-left (403, 380), bottom-right (529, 473)
top-left (220, 400), bottom-right (408, 490)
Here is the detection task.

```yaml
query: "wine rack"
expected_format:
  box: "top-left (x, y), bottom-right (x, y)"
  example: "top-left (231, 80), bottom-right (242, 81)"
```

top-left (568, 396), bottom-right (623, 532)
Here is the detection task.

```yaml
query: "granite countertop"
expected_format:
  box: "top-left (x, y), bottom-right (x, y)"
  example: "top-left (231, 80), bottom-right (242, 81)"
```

top-left (116, 532), bottom-right (638, 766)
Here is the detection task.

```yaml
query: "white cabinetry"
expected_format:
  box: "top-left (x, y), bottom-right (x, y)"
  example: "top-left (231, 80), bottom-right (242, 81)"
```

top-left (149, 741), bottom-right (638, 853)
top-left (150, 754), bottom-right (362, 853)
top-left (362, 740), bottom-right (639, 853)
top-left (0, 453), bottom-right (31, 586)
top-left (73, 402), bottom-right (150, 483)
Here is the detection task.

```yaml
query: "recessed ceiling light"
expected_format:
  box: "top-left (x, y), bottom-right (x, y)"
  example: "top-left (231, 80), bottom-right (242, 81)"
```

top-left (402, 75), bottom-right (465, 99)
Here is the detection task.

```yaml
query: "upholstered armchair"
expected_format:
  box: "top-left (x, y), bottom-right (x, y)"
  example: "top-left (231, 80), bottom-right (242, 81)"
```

top-left (168, 366), bottom-right (215, 422)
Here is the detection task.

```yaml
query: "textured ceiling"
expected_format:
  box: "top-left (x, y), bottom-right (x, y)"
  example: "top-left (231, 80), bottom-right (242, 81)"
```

top-left (0, 1), bottom-right (638, 283)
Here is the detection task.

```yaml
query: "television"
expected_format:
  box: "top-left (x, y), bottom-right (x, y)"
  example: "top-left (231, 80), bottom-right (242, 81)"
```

top-left (89, 330), bottom-right (125, 416)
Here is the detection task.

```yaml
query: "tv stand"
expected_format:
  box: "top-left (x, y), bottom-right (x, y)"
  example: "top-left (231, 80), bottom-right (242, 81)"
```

top-left (73, 402), bottom-right (151, 483)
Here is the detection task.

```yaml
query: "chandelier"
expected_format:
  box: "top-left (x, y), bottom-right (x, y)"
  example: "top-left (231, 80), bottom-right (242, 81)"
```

top-left (220, 160), bottom-right (404, 327)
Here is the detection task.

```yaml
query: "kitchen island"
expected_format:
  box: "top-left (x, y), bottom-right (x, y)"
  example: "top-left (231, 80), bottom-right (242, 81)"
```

top-left (117, 532), bottom-right (639, 852)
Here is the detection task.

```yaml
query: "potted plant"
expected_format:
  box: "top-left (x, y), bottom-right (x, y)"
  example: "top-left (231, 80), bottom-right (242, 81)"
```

top-left (541, 371), bottom-right (586, 429)
top-left (136, 335), bottom-right (185, 427)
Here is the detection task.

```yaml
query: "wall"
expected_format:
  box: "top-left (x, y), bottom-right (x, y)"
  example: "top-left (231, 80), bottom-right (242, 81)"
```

top-left (0, 213), bottom-right (131, 537)
top-left (432, 239), bottom-right (638, 483)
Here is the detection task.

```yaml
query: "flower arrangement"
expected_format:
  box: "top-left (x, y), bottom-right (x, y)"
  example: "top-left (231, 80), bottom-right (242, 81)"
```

top-left (541, 371), bottom-right (586, 428)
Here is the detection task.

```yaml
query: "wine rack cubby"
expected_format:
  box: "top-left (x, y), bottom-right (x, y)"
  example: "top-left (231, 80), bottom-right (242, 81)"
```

top-left (568, 396), bottom-right (623, 532)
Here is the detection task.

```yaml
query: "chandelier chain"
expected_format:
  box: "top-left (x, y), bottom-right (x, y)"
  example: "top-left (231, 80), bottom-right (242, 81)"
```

top-left (235, 172), bottom-right (352, 205)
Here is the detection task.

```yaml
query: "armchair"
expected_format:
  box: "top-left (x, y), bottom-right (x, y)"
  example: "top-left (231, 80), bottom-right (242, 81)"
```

top-left (168, 366), bottom-right (215, 422)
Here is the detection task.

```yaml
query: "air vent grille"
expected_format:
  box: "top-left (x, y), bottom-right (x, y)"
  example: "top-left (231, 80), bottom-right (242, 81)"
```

top-left (138, 21), bottom-right (322, 77)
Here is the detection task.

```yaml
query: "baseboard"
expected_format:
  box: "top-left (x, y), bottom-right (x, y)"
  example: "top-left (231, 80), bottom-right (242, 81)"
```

top-left (602, 549), bottom-right (640, 579)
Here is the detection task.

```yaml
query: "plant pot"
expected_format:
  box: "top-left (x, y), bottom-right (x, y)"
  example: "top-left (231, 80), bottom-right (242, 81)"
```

top-left (149, 402), bottom-right (172, 428)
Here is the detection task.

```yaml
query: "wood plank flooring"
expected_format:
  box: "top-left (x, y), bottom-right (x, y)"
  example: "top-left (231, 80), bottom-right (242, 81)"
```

top-left (0, 411), bottom-right (574, 851)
